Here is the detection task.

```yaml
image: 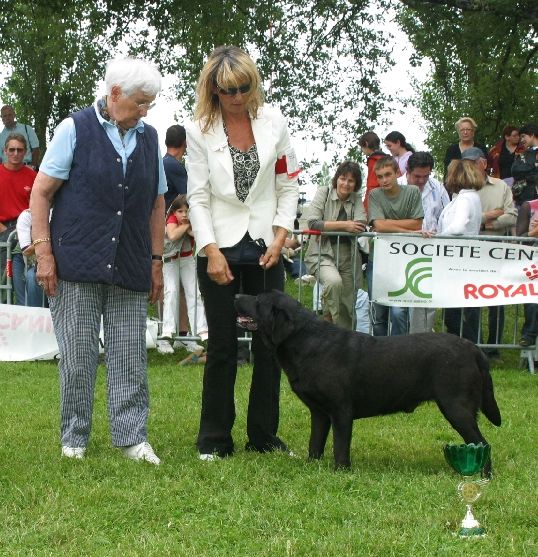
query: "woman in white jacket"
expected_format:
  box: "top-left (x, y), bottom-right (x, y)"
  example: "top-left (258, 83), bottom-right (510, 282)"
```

top-left (186, 46), bottom-right (299, 460)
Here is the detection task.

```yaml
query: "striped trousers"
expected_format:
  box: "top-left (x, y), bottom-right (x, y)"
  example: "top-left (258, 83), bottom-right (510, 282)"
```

top-left (49, 280), bottom-right (149, 448)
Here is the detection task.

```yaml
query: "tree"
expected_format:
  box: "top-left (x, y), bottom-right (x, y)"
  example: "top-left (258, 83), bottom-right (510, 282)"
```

top-left (0, 0), bottom-right (393, 165)
top-left (396, 0), bottom-right (538, 166)
top-left (131, 0), bottom-right (393, 163)
top-left (0, 1), bottom-right (139, 153)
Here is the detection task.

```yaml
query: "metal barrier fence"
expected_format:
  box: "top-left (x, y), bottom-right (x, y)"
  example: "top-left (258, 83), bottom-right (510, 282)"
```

top-left (2, 228), bottom-right (537, 372)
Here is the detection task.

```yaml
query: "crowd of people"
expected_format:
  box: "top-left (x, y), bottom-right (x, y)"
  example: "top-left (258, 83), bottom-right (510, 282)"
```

top-left (0, 46), bottom-right (537, 464)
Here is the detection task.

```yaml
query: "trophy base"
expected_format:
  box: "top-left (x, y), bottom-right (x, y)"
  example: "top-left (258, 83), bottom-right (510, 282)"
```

top-left (457, 526), bottom-right (486, 538)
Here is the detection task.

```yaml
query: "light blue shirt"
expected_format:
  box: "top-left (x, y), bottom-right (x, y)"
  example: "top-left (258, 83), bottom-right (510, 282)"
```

top-left (0, 122), bottom-right (39, 164)
top-left (398, 174), bottom-right (450, 233)
top-left (39, 102), bottom-right (167, 195)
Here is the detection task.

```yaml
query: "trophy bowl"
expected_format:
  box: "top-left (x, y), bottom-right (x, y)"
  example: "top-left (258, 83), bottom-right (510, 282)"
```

top-left (444, 443), bottom-right (491, 537)
top-left (443, 443), bottom-right (491, 476)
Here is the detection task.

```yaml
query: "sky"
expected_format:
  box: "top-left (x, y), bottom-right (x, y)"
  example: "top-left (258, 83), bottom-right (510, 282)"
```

top-left (138, 18), bottom-right (429, 200)
top-left (1, 10), bottom-right (429, 201)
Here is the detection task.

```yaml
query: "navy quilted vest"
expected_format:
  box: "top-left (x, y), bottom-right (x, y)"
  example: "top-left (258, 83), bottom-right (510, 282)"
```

top-left (50, 107), bottom-right (159, 292)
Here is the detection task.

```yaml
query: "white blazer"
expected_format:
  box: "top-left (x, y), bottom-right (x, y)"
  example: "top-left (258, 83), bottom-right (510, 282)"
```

top-left (186, 105), bottom-right (299, 254)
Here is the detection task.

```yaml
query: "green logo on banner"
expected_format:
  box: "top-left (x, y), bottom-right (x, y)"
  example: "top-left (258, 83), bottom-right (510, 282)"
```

top-left (388, 257), bottom-right (432, 299)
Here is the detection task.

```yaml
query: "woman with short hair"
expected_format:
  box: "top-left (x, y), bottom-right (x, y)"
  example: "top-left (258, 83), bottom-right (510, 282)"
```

top-left (304, 161), bottom-right (367, 329)
top-left (443, 117), bottom-right (488, 177)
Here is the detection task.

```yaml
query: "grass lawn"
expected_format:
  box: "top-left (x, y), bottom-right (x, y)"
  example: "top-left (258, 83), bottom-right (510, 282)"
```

top-left (0, 348), bottom-right (537, 556)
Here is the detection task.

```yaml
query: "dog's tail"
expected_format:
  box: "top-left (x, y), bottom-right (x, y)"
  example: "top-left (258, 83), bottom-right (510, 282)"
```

top-left (478, 350), bottom-right (502, 426)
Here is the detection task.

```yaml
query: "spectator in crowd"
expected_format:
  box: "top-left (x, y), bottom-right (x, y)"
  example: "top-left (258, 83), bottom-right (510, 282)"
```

top-left (186, 46), bottom-right (298, 461)
top-left (439, 159), bottom-right (483, 343)
top-left (487, 125), bottom-right (524, 182)
top-left (358, 131), bottom-right (385, 210)
top-left (15, 209), bottom-right (46, 306)
top-left (463, 146), bottom-right (517, 358)
top-left (512, 122), bottom-right (538, 205)
top-left (0, 133), bottom-right (36, 303)
top-left (515, 193), bottom-right (538, 347)
top-left (443, 117), bottom-right (487, 178)
top-left (368, 156), bottom-right (423, 336)
top-left (384, 131), bottom-right (414, 176)
top-left (160, 123), bottom-right (197, 353)
top-left (303, 161), bottom-right (367, 329)
top-left (0, 105), bottom-right (40, 168)
top-left (29, 57), bottom-right (166, 465)
top-left (159, 194), bottom-right (208, 355)
top-left (398, 151), bottom-right (450, 333)
top-left (163, 124), bottom-right (187, 210)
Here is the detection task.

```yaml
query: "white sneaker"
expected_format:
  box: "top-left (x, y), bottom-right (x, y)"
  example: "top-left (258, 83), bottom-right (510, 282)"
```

top-left (199, 453), bottom-right (219, 462)
top-left (174, 340), bottom-right (204, 353)
top-left (294, 274), bottom-right (316, 285)
top-left (61, 446), bottom-right (86, 459)
top-left (123, 442), bottom-right (161, 465)
top-left (156, 340), bottom-right (174, 354)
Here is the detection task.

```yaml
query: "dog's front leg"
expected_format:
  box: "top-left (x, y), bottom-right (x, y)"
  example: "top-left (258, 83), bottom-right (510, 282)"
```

top-left (308, 409), bottom-right (331, 460)
top-left (331, 411), bottom-right (353, 470)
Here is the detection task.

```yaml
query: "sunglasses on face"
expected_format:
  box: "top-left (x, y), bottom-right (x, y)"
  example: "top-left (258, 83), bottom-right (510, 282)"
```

top-left (7, 147), bottom-right (25, 153)
top-left (215, 82), bottom-right (251, 96)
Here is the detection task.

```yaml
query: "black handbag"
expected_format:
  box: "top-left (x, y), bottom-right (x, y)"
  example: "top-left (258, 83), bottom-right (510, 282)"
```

top-left (219, 233), bottom-right (267, 265)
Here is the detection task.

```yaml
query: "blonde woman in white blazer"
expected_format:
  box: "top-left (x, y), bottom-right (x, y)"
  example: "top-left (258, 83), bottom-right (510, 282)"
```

top-left (186, 46), bottom-right (299, 461)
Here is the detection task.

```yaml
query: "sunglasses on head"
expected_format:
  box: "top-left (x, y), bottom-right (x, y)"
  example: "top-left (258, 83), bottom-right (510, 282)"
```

top-left (215, 82), bottom-right (251, 96)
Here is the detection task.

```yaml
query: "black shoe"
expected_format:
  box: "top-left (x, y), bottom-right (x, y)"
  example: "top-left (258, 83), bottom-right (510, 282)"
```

top-left (245, 437), bottom-right (290, 454)
top-left (519, 337), bottom-right (534, 347)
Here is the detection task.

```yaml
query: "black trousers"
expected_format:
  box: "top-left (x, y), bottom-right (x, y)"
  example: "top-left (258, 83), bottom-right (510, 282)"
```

top-left (196, 257), bottom-right (285, 456)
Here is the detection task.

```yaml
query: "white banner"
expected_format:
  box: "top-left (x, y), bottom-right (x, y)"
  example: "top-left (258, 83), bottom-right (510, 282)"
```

top-left (0, 304), bottom-right (159, 361)
top-left (372, 236), bottom-right (538, 308)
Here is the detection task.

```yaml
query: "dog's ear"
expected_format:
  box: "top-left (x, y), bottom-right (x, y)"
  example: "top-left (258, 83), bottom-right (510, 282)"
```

top-left (271, 304), bottom-right (295, 345)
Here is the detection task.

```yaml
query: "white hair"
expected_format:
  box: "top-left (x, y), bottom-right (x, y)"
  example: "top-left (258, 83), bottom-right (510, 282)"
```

top-left (105, 57), bottom-right (162, 97)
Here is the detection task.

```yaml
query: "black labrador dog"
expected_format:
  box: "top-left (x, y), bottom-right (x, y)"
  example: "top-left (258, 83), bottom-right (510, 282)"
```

top-left (235, 291), bottom-right (501, 474)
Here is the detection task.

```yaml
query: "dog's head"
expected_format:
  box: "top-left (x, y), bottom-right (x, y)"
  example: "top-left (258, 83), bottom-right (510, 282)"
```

top-left (235, 291), bottom-right (302, 347)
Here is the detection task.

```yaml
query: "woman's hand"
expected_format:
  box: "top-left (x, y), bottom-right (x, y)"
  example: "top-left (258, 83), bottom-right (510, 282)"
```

top-left (342, 220), bottom-right (367, 234)
top-left (259, 242), bottom-right (282, 269)
top-left (206, 244), bottom-right (234, 285)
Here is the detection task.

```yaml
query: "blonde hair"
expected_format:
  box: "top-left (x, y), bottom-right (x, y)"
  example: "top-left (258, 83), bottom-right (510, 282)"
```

top-left (194, 46), bottom-right (264, 132)
top-left (455, 117), bottom-right (477, 132)
top-left (446, 159), bottom-right (483, 194)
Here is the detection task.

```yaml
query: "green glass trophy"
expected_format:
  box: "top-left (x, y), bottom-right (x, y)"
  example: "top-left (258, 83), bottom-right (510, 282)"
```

top-left (443, 443), bottom-right (491, 537)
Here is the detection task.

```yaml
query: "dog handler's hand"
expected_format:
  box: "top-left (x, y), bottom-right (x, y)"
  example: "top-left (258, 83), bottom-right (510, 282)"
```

top-left (259, 243), bottom-right (282, 270)
top-left (260, 227), bottom-right (288, 270)
top-left (206, 244), bottom-right (234, 285)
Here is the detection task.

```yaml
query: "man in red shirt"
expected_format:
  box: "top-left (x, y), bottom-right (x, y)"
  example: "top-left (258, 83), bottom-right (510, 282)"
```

top-left (0, 133), bottom-right (36, 301)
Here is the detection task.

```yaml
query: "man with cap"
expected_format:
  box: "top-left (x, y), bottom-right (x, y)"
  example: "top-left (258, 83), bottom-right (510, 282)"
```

top-left (461, 146), bottom-right (517, 358)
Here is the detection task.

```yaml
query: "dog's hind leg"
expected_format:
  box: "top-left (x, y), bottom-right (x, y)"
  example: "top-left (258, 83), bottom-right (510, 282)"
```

top-left (331, 410), bottom-right (353, 470)
top-left (308, 409), bottom-right (331, 460)
top-left (438, 403), bottom-right (493, 478)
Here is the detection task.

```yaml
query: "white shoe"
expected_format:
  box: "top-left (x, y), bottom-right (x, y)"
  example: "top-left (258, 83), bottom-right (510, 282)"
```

top-left (62, 446), bottom-right (86, 459)
top-left (294, 274), bottom-right (316, 285)
top-left (123, 442), bottom-right (161, 465)
top-left (199, 453), bottom-right (219, 462)
top-left (174, 340), bottom-right (204, 353)
top-left (156, 340), bottom-right (174, 354)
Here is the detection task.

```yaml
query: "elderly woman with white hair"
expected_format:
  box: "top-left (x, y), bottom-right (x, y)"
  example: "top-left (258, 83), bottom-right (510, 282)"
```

top-left (443, 116), bottom-right (488, 178)
top-left (29, 58), bottom-right (166, 465)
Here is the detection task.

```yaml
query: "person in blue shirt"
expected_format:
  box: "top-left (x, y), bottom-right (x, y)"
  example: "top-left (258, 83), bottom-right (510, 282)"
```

top-left (163, 124), bottom-right (188, 210)
top-left (29, 57), bottom-right (167, 465)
